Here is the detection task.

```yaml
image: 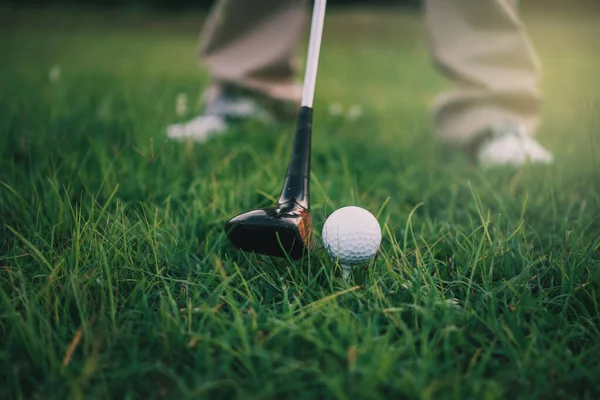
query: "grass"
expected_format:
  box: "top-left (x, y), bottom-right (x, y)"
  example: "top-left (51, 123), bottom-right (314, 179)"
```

top-left (1, 2), bottom-right (600, 399)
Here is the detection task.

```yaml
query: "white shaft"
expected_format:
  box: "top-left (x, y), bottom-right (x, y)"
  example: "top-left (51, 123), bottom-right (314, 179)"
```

top-left (301, 0), bottom-right (327, 108)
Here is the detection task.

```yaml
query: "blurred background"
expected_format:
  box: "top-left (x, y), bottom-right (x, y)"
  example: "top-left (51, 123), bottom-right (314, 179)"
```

top-left (1, 0), bottom-right (598, 168)
top-left (2, 0), bottom-right (420, 9)
top-left (2, 0), bottom-right (598, 9)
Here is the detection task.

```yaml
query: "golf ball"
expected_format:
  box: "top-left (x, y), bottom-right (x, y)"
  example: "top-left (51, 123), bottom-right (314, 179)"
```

top-left (322, 206), bottom-right (382, 265)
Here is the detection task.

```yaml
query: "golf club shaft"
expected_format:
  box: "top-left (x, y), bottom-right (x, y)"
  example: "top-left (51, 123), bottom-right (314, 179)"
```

top-left (302, 0), bottom-right (327, 108)
top-left (278, 0), bottom-right (327, 208)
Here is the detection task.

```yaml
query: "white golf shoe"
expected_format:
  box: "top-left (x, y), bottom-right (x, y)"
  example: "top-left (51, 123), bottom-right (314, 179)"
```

top-left (166, 114), bottom-right (228, 141)
top-left (475, 124), bottom-right (554, 167)
top-left (166, 85), bottom-right (273, 142)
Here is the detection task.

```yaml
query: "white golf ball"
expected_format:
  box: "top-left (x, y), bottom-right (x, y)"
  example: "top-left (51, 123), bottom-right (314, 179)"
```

top-left (322, 206), bottom-right (382, 265)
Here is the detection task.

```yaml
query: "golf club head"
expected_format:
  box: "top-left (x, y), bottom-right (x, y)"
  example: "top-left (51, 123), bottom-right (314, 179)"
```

top-left (223, 0), bottom-right (324, 261)
top-left (224, 201), bottom-right (314, 260)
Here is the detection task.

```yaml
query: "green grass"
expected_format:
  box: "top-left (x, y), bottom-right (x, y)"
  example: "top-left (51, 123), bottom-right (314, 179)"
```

top-left (1, 3), bottom-right (600, 399)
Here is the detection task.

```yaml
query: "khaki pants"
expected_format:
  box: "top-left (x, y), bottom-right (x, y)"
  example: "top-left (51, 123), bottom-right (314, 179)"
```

top-left (199, 0), bottom-right (541, 146)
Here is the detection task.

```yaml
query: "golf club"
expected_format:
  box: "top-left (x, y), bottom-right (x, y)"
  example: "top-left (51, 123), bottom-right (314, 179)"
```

top-left (224, 0), bottom-right (327, 260)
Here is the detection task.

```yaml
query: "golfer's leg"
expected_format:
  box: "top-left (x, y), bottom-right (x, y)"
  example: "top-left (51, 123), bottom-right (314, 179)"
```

top-left (199, 0), bottom-right (309, 104)
top-left (425, 0), bottom-right (541, 148)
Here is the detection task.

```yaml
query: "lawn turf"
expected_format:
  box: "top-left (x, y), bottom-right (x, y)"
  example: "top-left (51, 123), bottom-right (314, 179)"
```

top-left (1, 2), bottom-right (600, 399)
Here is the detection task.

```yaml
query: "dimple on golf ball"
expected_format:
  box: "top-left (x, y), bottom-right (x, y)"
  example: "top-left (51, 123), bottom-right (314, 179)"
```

top-left (322, 206), bottom-right (382, 265)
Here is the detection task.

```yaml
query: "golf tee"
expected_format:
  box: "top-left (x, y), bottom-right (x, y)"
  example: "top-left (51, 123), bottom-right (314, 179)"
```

top-left (341, 264), bottom-right (352, 279)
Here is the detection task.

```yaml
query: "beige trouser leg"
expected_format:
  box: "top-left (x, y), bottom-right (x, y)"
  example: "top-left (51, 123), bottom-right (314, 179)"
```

top-left (199, 0), bottom-right (308, 104)
top-left (425, 0), bottom-right (542, 148)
